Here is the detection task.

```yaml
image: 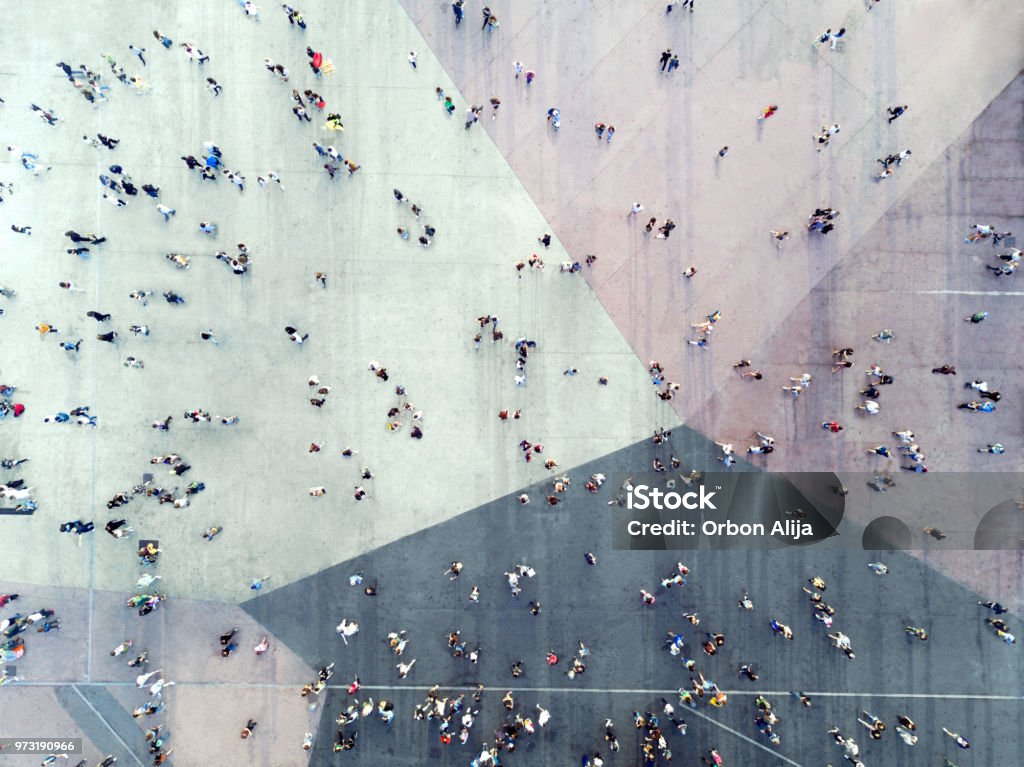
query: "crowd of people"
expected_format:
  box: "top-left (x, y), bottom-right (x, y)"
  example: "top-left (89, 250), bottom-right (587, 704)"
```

top-left (0, 1), bottom-right (1018, 766)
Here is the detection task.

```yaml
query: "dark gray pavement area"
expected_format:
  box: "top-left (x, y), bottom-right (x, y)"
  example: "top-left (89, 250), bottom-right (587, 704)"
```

top-left (247, 431), bottom-right (1024, 766)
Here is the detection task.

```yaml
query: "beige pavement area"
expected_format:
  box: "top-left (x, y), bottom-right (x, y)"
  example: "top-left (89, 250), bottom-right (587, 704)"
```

top-left (399, 0), bottom-right (1024, 608)
top-left (401, 0), bottom-right (1024, 472)
top-left (0, 580), bottom-right (316, 767)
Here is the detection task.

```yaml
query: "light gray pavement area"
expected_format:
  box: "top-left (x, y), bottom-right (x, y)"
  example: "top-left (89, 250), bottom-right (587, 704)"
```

top-left (0, 0), bottom-right (673, 603)
top-left (0, 0), bottom-right (1023, 766)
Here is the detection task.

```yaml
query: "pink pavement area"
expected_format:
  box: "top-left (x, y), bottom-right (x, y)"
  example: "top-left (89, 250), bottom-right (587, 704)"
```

top-left (398, 0), bottom-right (1024, 610)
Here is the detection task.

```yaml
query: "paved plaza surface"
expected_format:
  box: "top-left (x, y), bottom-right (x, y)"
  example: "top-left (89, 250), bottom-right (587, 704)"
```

top-left (1, 0), bottom-right (1023, 765)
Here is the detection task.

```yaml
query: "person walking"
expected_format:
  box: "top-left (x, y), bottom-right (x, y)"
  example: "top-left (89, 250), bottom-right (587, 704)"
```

top-left (814, 27), bottom-right (845, 49)
top-left (887, 105), bottom-right (908, 123)
top-left (129, 44), bottom-right (146, 66)
top-left (941, 727), bottom-right (970, 749)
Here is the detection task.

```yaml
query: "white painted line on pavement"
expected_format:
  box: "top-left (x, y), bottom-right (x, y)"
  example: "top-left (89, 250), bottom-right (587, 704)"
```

top-left (16, 681), bottom-right (1024, 701)
top-left (905, 290), bottom-right (1024, 296)
top-left (72, 685), bottom-right (146, 767)
top-left (354, 686), bottom-right (1024, 701)
top-left (689, 706), bottom-right (807, 767)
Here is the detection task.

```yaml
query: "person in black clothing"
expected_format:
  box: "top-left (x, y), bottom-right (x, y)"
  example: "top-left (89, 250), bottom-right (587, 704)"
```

top-left (65, 230), bottom-right (106, 244)
top-left (105, 519), bottom-right (133, 538)
top-left (887, 105), bottom-right (908, 123)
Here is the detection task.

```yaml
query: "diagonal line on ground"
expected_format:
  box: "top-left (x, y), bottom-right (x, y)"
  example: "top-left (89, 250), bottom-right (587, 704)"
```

top-left (70, 685), bottom-right (146, 767)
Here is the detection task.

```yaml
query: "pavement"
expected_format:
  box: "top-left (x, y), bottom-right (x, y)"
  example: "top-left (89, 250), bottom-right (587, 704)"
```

top-left (0, 0), bottom-right (672, 603)
top-left (0, 0), bottom-right (1022, 766)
